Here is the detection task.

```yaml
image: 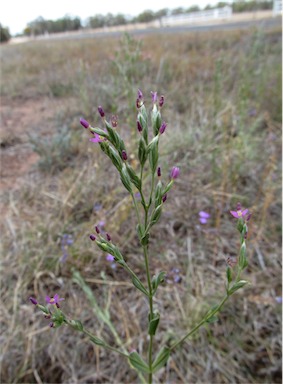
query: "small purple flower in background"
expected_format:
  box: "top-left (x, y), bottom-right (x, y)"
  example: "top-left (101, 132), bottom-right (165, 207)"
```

top-left (98, 220), bottom-right (106, 229)
top-left (98, 106), bottom-right (105, 118)
top-left (136, 89), bottom-right (144, 108)
top-left (199, 211), bottom-right (210, 224)
top-left (89, 133), bottom-right (103, 143)
top-left (46, 294), bottom-right (65, 308)
top-left (275, 296), bottom-right (282, 304)
top-left (93, 202), bottom-right (102, 212)
top-left (60, 234), bottom-right (73, 263)
top-left (166, 268), bottom-right (182, 284)
top-left (230, 203), bottom-right (249, 219)
top-left (135, 192), bottom-right (141, 200)
top-left (106, 254), bottom-right (115, 262)
top-left (106, 253), bottom-right (116, 269)
top-left (151, 91), bottom-right (158, 103)
top-left (170, 166), bottom-right (180, 180)
top-left (137, 89), bottom-right (143, 100)
top-left (80, 118), bottom-right (90, 129)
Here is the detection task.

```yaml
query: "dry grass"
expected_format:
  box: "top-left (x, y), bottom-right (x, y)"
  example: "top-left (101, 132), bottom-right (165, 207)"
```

top-left (0, 25), bottom-right (282, 383)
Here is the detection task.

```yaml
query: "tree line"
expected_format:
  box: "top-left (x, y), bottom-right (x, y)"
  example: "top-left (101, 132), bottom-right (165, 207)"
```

top-left (0, 1), bottom-right (274, 41)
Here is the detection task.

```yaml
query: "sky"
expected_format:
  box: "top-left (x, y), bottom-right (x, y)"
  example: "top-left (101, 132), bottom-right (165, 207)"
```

top-left (1, 0), bottom-right (229, 35)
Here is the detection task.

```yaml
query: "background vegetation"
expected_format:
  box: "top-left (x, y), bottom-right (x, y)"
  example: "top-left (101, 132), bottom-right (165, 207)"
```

top-left (0, 21), bottom-right (282, 383)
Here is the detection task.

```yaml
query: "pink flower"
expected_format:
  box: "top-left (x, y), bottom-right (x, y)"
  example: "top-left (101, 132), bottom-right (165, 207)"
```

top-left (230, 203), bottom-right (249, 219)
top-left (89, 133), bottom-right (103, 143)
top-left (199, 211), bottom-right (210, 224)
top-left (45, 294), bottom-right (65, 306)
top-left (170, 166), bottom-right (180, 179)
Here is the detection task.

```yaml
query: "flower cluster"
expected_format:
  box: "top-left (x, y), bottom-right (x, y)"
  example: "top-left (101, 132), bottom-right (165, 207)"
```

top-left (29, 294), bottom-right (65, 328)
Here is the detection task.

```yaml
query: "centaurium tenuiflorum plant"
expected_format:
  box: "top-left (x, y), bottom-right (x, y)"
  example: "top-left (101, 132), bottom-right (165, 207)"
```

top-left (31, 90), bottom-right (252, 383)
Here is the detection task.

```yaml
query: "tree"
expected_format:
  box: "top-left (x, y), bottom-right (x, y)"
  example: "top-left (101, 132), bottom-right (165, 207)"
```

top-left (0, 24), bottom-right (11, 42)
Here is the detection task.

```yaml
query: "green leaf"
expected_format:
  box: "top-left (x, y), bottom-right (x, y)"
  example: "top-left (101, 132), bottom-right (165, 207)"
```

top-left (132, 276), bottom-right (149, 296)
top-left (148, 312), bottom-right (160, 335)
top-left (151, 105), bottom-right (161, 136)
top-left (239, 242), bottom-right (248, 269)
top-left (226, 267), bottom-right (232, 284)
top-left (120, 164), bottom-right (132, 193)
top-left (126, 164), bottom-right (141, 191)
top-left (152, 271), bottom-right (166, 294)
top-left (228, 280), bottom-right (248, 295)
top-left (89, 335), bottom-right (105, 346)
top-left (89, 126), bottom-right (109, 138)
top-left (138, 137), bottom-right (147, 167)
top-left (37, 304), bottom-right (50, 315)
top-left (149, 204), bottom-right (162, 228)
top-left (152, 347), bottom-right (170, 373)
top-left (206, 315), bottom-right (218, 323)
top-left (108, 146), bottom-right (123, 171)
top-left (129, 351), bottom-right (151, 374)
top-left (148, 136), bottom-right (159, 174)
top-left (162, 180), bottom-right (174, 195)
top-left (154, 181), bottom-right (163, 207)
top-left (69, 319), bottom-right (84, 331)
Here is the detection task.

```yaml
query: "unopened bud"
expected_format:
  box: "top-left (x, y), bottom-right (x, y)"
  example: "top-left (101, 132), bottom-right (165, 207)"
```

top-left (98, 106), bottom-right (105, 118)
top-left (80, 118), bottom-right (90, 129)
top-left (95, 226), bottom-right (100, 234)
top-left (29, 297), bottom-right (38, 305)
top-left (89, 234), bottom-right (96, 241)
top-left (159, 95), bottom-right (164, 108)
top-left (122, 150), bottom-right (128, 161)
top-left (159, 121), bottom-right (167, 134)
top-left (157, 167), bottom-right (161, 177)
top-left (170, 167), bottom-right (180, 180)
top-left (106, 233), bottom-right (111, 241)
top-left (111, 115), bottom-right (118, 127)
top-left (162, 194), bottom-right (167, 203)
top-left (137, 120), bottom-right (143, 132)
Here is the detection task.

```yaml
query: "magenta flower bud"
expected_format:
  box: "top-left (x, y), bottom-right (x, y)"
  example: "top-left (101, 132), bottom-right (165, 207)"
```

top-left (29, 297), bottom-right (38, 305)
top-left (49, 322), bottom-right (54, 328)
top-left (162, 194), bottom-right (167, 203)
top-left (151, 91), bottom-right (158, 103)
top-left (137, 120), bottom-right (143, 132)
top-left (98, 106), bottom-right (105, 118)
top-left (236, 202), bottom-right (242, 211)
top-left (106, 233), bottom-right (111, 241)
top-left (157, 166), bottom-right (161, 177)
top-left (80, 118), bottom-right (90, 129)
top-left (159, 95), bottom-right (164, 107)
top-left (95, 226), bottom-right (100, 234)
top-left (122, 150), bottom-right (127, 161)
top-left (170, 166), bottom-right (180, 179)
top-left (159, 121), bottom-right (167, 134)
top-left (89, 234), bottom-right (96, 241)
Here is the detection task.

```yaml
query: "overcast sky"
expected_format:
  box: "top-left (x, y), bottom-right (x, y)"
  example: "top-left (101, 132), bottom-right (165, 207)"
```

top-left (1, 0), bottom-right (230, 35)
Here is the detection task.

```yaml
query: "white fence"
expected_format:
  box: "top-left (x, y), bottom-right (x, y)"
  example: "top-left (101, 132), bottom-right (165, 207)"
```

top-left (153, 6), bottom-right (233, 27)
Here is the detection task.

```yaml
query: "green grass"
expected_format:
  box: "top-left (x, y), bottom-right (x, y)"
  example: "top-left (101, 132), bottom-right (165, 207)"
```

top-left (0, 25), bottom-right (281, 383)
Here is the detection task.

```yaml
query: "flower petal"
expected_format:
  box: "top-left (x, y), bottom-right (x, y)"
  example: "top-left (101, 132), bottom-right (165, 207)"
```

top-left (241, 209), bottom-right (249, 217)
top-left (199, 211), bottom-right (210, 218)
top-left (230, 210), bottom-right (239, 218)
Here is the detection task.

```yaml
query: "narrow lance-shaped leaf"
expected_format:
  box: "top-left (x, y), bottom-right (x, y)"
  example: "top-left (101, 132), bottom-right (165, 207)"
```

top-left (128, 351), bottom-right (151, 374)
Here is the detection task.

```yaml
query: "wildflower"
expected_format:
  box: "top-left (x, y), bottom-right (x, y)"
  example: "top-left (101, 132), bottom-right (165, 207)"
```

top-left (159, 121), bottom-right (167, 134)
top-left (89, 133), bottom-right (103, 143)
top-left (60, 234), bottom-right (73, 263)
top-left (230, 203), bottom-right (249, 219)
top-left (170, 167), bottom-right (180, 180)
top-left (29, 297), bottom-right (38, 305)
top-left (151, 91), bottom-right (158, 103)
top-left (46, 294), bottom-right (65, 306)
top-left (89, 234), bottom-right (96, 241)
top-left (159, 95), bottom-right (164, 108)
top-left (98, 106), bottom-right (105, 118)
top-left (80, 118), bottom-right (90, 129)
top-left (137, 120), bottom-right (143, 132)
top-left (199, 211), bottom-right (210, 224)
top-left (106, 254), bottom-right (115, 262)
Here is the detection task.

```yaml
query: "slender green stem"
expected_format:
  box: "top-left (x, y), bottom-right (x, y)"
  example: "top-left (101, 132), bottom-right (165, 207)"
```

top-left (170, 295), bottom-right (229, 352)
top-left (131, 192), bottom-right (142, 227)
